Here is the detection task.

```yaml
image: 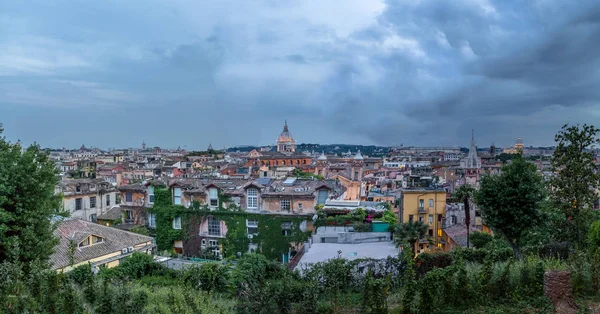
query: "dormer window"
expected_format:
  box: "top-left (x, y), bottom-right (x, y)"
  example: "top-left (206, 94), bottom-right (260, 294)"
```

top-left (247, 188), bottom-right (258, 209)
top-left (208, 188), bottom-right (218, 208)
top-left (79, 235), bottom-right (104, 248)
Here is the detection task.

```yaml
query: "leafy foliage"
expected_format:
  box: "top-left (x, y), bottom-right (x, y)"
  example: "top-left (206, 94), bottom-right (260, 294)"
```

top-left (182, 262), bottom-right (230, 292)
top-left (470, 231), bottom-right (493, 249)
top-left (393, 221), bottom-right (429, 255)
top-left (0, 127), bottom-right (63, 271)
top-left (475, 155), bottom-right (547, 260)
top-left (550, 124), bottom-right (600, 245)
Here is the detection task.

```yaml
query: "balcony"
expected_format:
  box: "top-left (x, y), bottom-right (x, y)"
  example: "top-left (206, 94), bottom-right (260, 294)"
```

top-left (418, 207), bottom-right (427, 214)
top-left (199, 231), bottom-right (226, 238)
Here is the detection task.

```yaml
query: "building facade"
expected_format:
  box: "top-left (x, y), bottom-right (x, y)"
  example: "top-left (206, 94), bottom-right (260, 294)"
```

top-left (399, 187), bottom-right (447, 253)
top-left (56, 178), bottom-right (118, 222)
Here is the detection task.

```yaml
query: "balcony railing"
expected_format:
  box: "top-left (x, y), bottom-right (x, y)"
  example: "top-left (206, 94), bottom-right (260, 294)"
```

top-left (418, 207), bottom-right (427, 214)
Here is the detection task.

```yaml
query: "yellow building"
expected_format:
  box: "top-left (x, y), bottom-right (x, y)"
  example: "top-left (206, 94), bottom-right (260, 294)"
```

top-left (50, 218), bottom-right (155, 272)
top-left (399, 188), bottom-right (447, 253)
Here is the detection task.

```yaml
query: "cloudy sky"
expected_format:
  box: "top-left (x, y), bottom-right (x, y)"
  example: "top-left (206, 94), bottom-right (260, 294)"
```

top-left (1, 0), bottom-right (600, 150)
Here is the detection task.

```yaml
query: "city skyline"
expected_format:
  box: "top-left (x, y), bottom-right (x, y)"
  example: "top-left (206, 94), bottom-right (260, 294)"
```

top-left (2, 1), bottom-right (600, 148)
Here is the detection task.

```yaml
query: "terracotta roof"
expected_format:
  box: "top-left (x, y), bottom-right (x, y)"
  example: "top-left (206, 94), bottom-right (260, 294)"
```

top-left (443, 223), bottom-right (469, 248)
top-left (97, 206), bottom-right (122, 220)
top-left (118, 184), bottom-right (146, 192)
top-left (50, 219), bottom-right (154, 269)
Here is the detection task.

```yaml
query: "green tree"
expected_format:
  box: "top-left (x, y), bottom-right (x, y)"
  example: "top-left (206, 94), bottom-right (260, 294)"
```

top-left (550, 123), bottom-right (600, 245)
top-left (0, 125), bottom-right (63, 270)
top-left (453, 184), bottom-right (475, 247)
top-left (475, 155), bottom-right (546, 260)
top-left (393, 221), bottom-right (429, 256)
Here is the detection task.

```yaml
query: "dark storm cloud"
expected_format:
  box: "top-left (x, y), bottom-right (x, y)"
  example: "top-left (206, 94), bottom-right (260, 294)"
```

top-left (1, 0), bottom-right (600, 149)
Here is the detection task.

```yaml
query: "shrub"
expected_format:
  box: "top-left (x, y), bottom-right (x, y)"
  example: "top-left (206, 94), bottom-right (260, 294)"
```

top-left (130, 225), bottom-right (150, 236)
top-left (352, 222), bottom-right (372, 232)
top-left (415, 251), bottom-right (453, 276)
top-left (70, 263), bottom-right (92, 285)
top-left (469, 232), bottom-right (493, 249)
top-left (182, 262), bottom-right (230, 293)
top-left (362, 270), bottom-right (391, 314)
top-left (588, 220), bottom-right (600, 247)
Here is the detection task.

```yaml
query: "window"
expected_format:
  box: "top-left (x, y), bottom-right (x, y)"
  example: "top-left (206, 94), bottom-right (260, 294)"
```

top-left (208, 217), bottom-right (221, 236)
top-left (172, 216), bottom-right (182, 229)
top-left (75, 198), bottom-right (82, 210)
top-left (90, 214), bottom-right (97, 223)
top-left (76, 185), bottom-right (81, 192)
top-left (317, 189), bottom-right (328, 205)
top-left (79, 237), bottom-right (90, 247)
top-left (419, 199), bottom-right (424, 209)
top-left (125, 210), bottom-right (133, 222)
top-left (263, 171), bottom-right (268, 177)
top-left (409, 215), bottom-right (414, 223)
top-left (173, 188), bottom-right (182, 205)
top-left (208, 240), bottom-right (220, 257)
top-left (280, 199), bottom-right (291, 211)
top-left (246, 219), bottom-right (258, 235)
top-left (298, 203), bottom-right (303, 211)
top-left (247, 188), bottom-right (258, 209)
top-left (147, 186), bottom-right (154, 204)
top-left (354, 171), bottom-right (359, 180)
top-left (209, 188), bottom-right (218, 207)
top-left (106, 195), bottom-right (111, 206)
top-left (281, 221), bottom-right (292, 236)
top-left (451, 215), bottom-right (457, 224)
top-left (429, 199), bottom-right (434, 208)
top-left (428, 214), bottom-right (433, 224)
top-left (90, 196), bottom-right (96, 208)
top-left (126, 192), bottom-right (133, 202)
top-left (91, 235), bottom-right (103, 244)
top-left (148, 213), bottom-right (156, 228)
top-left (428, 229), bottom-right (434, 237)
top-left (419, 216), bottom-right (424, 223)
top-left (438, 214), bottom-right (443, 222)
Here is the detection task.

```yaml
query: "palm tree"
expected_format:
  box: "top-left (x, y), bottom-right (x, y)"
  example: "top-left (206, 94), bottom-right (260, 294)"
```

top-left (393, 221), bottom-right (429, 255)
top-left (454, 184), bottom-right (475, 248)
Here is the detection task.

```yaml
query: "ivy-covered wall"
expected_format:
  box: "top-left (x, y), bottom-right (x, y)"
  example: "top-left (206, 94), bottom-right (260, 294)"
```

top-left (150, 187), bottom-right (311, 261)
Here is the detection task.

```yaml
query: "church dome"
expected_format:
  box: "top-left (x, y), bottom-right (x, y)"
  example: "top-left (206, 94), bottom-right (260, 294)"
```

top-left (354, 150), bottom-right (364, 160)
top-left (516, 137), bottom-right (524, 145)
top-left (277, 121), bottom-right (294, 143)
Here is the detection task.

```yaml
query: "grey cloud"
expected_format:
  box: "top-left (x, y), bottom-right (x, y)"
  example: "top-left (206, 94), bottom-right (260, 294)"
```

top-left (2, 0), bottom-right (600, 149)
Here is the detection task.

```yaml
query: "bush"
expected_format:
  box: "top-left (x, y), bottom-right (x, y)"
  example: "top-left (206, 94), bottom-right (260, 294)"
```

top-left (470, 232), bottom-right (493, 249)
top-left (70, 263), bottom-right (93, 285)
top-left (451, 247), bottom-right (513, 263)
top-left (588, 220), bottom-right (600, 247)
top-left (182, 262), bottom-right (230, 293)
top-left (130, 225), bottom-right (150, 236)
top-left (415, 251), bottom-right (453, 276)
top-left (352, 222), bottom-right (372, 232)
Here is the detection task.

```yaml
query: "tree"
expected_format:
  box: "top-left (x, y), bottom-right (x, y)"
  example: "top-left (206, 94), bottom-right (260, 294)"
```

top-left (550, 124), bottom-right (600, 245)
top-left (453, 184), bottom-right (475, 248)
top-left (475, 155), bottom-right (546, 260)
top-left (393, 221), bottom-right (429, 255)
top-left (0, 125), bottom-right (63, 270)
